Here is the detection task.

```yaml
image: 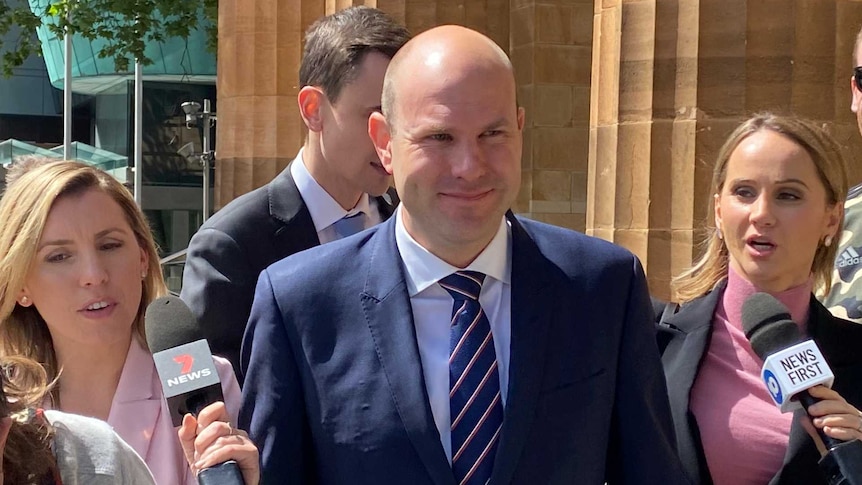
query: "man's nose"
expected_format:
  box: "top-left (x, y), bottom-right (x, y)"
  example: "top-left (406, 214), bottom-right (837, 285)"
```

top-left (452, 140), bottom-right (485, 181)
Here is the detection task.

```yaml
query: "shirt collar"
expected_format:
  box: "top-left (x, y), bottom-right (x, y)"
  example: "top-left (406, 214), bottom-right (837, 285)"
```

top-left (291, 148), bottom-right (371, 232)
top-left (394, 206), bottom-right (511, 297)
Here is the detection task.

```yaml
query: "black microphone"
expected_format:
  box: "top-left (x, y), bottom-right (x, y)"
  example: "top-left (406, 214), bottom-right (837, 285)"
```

top-left (145, 295), bottom-right (245, 485)
top-left (742, 292), bottom-right (862, 485)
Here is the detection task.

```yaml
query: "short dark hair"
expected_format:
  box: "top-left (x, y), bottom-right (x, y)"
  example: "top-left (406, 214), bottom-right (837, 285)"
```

top-left (299, 6), bottom-right (410, 103)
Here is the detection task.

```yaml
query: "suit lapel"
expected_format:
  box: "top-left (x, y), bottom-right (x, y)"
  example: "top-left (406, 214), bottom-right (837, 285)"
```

top-left (375, 187), bottom-right (400, 220)
top-left (107, 339), bottom-right (163, 463)
top-left (268, 158), bottom-right (320, 249)
top-left (360, 218), bottom-right (454, 485)
top-left (490, 215), bottom-right (557, 485)
top-left (657, 288), bottom-right (720, 483)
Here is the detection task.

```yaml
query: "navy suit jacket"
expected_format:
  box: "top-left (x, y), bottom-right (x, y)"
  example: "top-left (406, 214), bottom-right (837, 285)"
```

top-left (180, 160), bottom-right (397, 380)
top-left (240, 213), bottom-right (689, 484)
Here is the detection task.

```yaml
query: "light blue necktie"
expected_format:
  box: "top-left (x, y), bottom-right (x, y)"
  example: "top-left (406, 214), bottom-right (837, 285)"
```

top-left (332, 212), bottom-right (366, 239)
top-left (439, 271), bottom-right (503, 485)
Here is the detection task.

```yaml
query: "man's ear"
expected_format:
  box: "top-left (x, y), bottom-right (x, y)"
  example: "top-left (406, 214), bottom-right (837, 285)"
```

top-left (369, 112), bottom-right (394, 175)
top-left (298, 86), bottom-right (325, 132)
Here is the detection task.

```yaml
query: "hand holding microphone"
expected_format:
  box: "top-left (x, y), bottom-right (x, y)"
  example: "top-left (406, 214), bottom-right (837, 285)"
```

top-left (178, 401), bottom-right (260, 485)
top-left (807, 385), bottom-right (862, 445)
top-left (742, 292), bottom-right (862, 485)
top-left (146, 295), bottom-right (259, 485)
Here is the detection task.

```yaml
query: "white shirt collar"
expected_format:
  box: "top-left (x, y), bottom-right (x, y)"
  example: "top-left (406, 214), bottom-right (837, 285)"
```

top-left (290, 148), bottom-right (372, 233)
top-left (394, 206), bottom-right (511, 297)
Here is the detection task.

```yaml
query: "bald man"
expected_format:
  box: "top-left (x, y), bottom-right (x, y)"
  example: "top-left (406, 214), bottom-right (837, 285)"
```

top-left (239, 26), bottom-right (688, 484)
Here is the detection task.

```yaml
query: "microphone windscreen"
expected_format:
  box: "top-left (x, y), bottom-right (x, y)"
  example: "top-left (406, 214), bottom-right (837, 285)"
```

top-left (145, 295), bottom-right (205, 353)
top-left (741, 292), bottom-right (804, 359)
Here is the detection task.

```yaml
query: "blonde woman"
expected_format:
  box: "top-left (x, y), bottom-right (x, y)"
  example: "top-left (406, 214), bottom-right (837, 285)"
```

top-left (657, 114), bottom-right (862, 484)
top-left (0, 160), bottom-right (258, 484)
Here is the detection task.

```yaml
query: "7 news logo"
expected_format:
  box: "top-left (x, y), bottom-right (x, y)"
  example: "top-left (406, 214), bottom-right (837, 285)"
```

top-left (167, 354), bottom-right (213, 387)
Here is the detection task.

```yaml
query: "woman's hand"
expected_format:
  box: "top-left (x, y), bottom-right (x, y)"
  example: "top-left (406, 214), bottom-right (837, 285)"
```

top-left (801, 385), bottom-right (862, 455)
top-left (177, 401), bottom-right (260, 485)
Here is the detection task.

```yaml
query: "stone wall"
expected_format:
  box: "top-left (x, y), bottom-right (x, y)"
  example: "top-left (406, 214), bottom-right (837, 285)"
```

top-left (216, 0), bottom-right (862, 298)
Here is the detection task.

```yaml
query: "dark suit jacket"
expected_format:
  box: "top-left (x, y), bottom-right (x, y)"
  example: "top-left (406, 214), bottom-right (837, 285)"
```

top-left (239, 213), bottom-right (689, 484)
top-left (180, 161), bottom-right (397, 380)
top-left (656, 283), bottom-right (862, 484)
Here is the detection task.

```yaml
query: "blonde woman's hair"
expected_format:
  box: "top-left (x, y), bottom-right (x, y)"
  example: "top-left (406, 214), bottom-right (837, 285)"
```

top-left (672, 114), bottom-right (848, 303)
top-left (0, 159), bottom-right (167, 383)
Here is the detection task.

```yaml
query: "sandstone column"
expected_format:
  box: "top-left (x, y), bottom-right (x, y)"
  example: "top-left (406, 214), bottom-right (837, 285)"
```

top-left (216, 0), bottom-right (328, 207)
top-left (510, 0), bottom-right (594, 228)
top-left (589, 0), bottom-right (862, 300)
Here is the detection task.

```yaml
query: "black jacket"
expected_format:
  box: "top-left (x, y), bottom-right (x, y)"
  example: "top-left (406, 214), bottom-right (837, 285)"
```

top-left (181, 162), bottom-right (398, 382)
top-left (655, 282), bottom-right (862, 484)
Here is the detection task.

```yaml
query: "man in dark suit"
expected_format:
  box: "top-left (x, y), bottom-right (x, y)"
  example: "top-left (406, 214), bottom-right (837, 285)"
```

top-left (240, 25), bottom-right (688, 484)
top-left (180, 7), bottom-right (409, 379)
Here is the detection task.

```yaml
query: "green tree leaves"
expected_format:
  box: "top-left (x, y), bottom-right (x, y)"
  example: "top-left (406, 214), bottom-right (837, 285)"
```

top-left (0, 0), bottom-right (217, 77)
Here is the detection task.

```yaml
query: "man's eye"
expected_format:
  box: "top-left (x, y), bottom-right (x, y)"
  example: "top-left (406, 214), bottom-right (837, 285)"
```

top-left (429, 134), bottom-right (452, 142)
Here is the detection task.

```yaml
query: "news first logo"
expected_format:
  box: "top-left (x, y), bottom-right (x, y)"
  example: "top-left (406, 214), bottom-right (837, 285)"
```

top-left (760, 340), bottom-right (835, 413)
top-left (168, 354), bottom-right (213, 387)
top-left (763, 369), bottom-right (782, 404)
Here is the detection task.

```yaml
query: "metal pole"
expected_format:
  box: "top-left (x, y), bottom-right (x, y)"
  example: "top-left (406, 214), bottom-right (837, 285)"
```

top-left (134, 60), bottom-right (143, 206)
top-left (63, 8), bottom-right (72, 160)
top-left (201, 99), bottom-right (211, 221)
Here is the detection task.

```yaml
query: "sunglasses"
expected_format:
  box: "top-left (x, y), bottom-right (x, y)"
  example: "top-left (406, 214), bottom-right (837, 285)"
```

top-left (855, 66), bottom-right (862, 92)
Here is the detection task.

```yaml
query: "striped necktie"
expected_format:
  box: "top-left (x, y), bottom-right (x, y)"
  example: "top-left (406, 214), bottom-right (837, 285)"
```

top-left (439, 271), bottom-right (503, 485)
top-left (332, 212), bottom-right (366, 239)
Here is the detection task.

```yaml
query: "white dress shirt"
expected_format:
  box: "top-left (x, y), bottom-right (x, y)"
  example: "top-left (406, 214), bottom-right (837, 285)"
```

top-left (394, 207), bottom-right (512, 462)
top-left (290, 149), bottom-right (382, 243)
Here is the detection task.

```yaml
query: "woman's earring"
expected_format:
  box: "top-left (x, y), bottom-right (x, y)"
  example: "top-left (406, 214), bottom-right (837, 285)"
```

top-left (824, 235), bottom-right (833, 248)
top-left (716, 228), bottom-right (723, 241)
top-left (141, 271), bottom-right (147, 279)
top-left (19, 296), bottom-right (29, 306)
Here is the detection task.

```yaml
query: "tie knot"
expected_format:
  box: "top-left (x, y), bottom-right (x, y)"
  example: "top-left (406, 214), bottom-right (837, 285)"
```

top-left (439, 271), bottom-right (486, 302)
top-left (333, 212), bottom-right (366, 238)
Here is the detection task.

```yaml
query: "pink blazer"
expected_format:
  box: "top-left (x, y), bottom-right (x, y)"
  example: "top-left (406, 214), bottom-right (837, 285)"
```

top-left (106, 339), bottom-right (241, 485)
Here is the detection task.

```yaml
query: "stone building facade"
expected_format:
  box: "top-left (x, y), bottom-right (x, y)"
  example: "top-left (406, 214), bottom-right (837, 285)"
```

top-left (216, 0), bottom-right (862, 298)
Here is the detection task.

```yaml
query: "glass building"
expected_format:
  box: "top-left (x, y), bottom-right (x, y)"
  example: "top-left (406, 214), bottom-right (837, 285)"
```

top-left (0, 2), bottom-right (216, 293)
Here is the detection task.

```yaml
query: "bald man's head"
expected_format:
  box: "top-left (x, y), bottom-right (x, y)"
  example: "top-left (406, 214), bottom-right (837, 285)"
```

top-left (381, 26), bottom-right (515, 132)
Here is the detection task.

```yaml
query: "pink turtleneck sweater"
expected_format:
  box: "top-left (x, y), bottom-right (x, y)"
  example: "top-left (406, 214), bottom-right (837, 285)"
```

top-left (690, 268), bottom-right (812, 485)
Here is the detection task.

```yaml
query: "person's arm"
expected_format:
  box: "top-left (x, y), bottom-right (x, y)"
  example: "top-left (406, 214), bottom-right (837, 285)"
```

top-left (110, 421), bottom-right (158, 484)
top-left (606, 257), bottom-right (690, 484)
top-left (239, 269), bottom-right (314, 483)
top-left (46, 410), bottom-right (157, 485)
top-left (181, 228), bottom-right (256, 377)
